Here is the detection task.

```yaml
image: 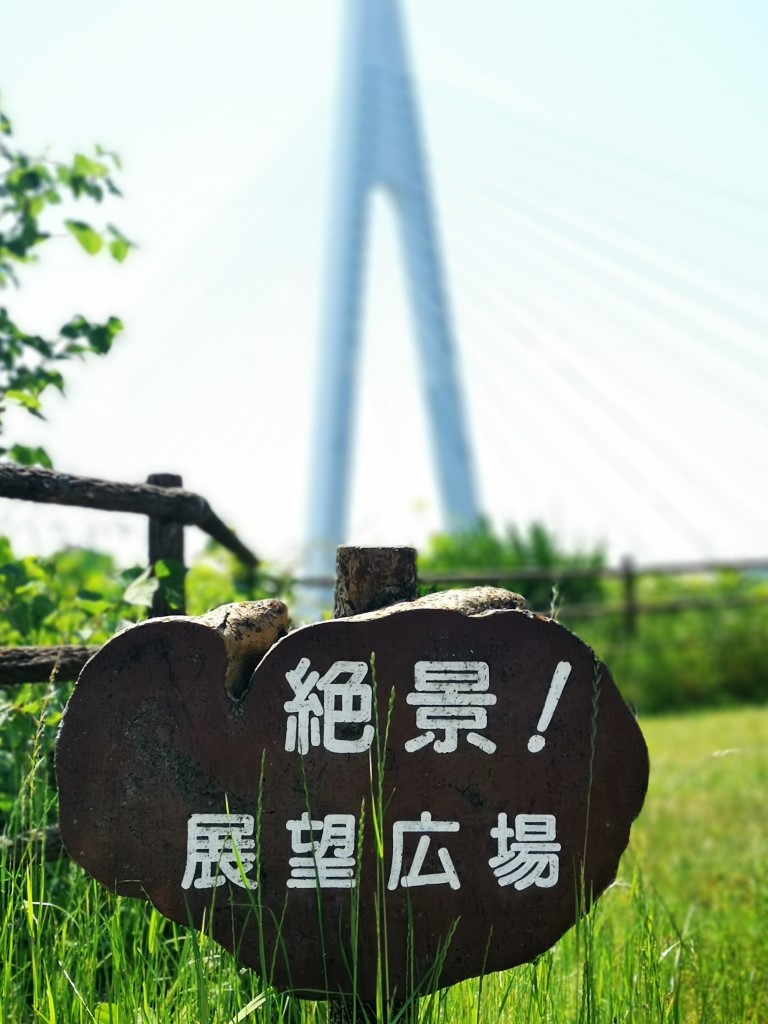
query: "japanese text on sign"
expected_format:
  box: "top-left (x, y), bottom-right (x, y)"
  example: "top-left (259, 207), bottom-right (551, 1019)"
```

top-left (284, 659), bottom-right (374, 754)
top-left (282, 657), bottom-right (503, 756)
top-left (405, 661), bottom-right (495, 754)
top-left (181, 814), bottom-right (255, 890)
top-left (181, 810), bottom-right (560, 893)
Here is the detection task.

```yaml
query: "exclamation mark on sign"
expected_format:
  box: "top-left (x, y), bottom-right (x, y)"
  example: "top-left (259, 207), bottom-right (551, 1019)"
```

top-left (527, 661), bottom-right (572, 753)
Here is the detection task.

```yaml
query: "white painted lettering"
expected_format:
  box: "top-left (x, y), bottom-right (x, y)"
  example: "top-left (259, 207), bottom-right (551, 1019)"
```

top-left (405, 661), bottom-right (496, 754)
top-left (284, 658), bottom-right (374, 754)
top-left (285, 811), bottom-right (357, 889)
top-left (388, 811), bottom-right (461, 890)
top-left (489, 813), bottom-right (561, 889)
top-left (181, 813), bottom-right (255, 890)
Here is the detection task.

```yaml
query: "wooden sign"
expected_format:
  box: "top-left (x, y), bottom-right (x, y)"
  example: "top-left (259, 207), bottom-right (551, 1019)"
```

top-left (57, 596), bottom-right (648, 1001)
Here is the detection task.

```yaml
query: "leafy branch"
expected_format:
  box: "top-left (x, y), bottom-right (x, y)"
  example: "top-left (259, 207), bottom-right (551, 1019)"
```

top-left (0, 105), bottom-right (133, 465)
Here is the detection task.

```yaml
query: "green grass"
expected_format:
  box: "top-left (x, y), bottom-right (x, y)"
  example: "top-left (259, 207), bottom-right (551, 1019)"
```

top-left (2, 705), bottom-right (767, 1023)
top-left (575, 591), bottom-right (768, 713)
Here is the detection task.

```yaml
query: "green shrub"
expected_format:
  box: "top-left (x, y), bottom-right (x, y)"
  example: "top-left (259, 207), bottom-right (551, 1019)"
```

top-left (419, 520), bottom-right (606, 612)
top-left (418, 523), bottom-right (768, 716)
top-left (576, 572), bottom-right (768, 714)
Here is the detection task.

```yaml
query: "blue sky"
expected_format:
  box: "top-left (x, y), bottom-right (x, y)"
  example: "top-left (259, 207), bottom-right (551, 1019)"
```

top-left (1, 1), bottom-right (767, 570)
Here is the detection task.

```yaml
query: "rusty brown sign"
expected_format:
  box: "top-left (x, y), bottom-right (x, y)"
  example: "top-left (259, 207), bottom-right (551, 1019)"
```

top-left (57, 599), bottom-right (648, 1001)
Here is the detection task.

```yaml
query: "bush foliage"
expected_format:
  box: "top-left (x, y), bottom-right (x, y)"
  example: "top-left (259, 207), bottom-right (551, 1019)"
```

top-left (419, 522), bottom-right (768, 714)
top-left (419, 520), bottom-right (605, 612)
top-left (578, 570), bottom-right (768, 713)
top-left (0, 103), bottom-right (131, 465)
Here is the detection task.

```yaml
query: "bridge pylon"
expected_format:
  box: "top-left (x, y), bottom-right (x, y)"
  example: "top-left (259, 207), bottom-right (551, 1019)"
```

top-left (302, 0), bottom-right (480, 601)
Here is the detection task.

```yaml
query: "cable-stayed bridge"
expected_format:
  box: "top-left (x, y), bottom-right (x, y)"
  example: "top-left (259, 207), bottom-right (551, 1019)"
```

top-left (300, 0), bottom-right (767, 583)
top-left (1, 0), bottom-right (766, 572)
top-left (303, 0), bottom-right (481, 586)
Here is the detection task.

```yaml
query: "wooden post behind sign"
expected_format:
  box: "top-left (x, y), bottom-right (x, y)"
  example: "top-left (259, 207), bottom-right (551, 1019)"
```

top-left (147, 473), bottom-right (185, 617)
top-left (330, 545), bottom-right (418, 1024)
top-left (334, 545), bottom-right (418, 617)
top-left (621, 555), bottom-right (637, 638)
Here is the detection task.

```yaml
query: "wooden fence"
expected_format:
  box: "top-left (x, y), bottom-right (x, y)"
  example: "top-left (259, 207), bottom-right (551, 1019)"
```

top-left (295, 555), bottom-right (768, 637)
top-left (1, 462), bottom-right (766, 688)
top-left (0, 464), bottom-right (259, 686)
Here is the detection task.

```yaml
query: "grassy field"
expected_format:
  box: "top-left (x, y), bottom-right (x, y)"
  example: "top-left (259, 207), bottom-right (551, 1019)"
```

top-left (1, 703), bottom-right (767, 1023)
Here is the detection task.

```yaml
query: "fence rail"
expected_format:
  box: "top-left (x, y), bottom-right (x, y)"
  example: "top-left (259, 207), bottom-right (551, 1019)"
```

top-left (2, 461), bottom-right (766, 690)
top-left (0, 464), bottom-right (258, 570)
top-left (1, 463), bottom-right (261, 685)
top-left (2, 555), bottom-right (766, 688)
top-left (0, 646), bottom-right (99, 686)
top-left (294, 556), bottom-right (768, 590)
top-left (294, 558), bottom-right (768, 624)
top-left (420, 558), bottom-right (768, 582)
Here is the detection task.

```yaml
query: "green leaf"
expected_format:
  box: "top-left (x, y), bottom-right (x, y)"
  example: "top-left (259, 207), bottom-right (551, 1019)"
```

top-left (108, 237), bottom-right (130, 262)
top-left (122, 567), bottom-right (159, 608)
top-left (8, 445), bottom-right (53, 468)
top-left (93, 1004), bottom-right (125, 1024)
top-left (95, 144), bottom-right (122, 170)
top-left (58, 314), bottom-right (123, 354)
top-left (60, 314), bottom-right (89, 339)
top-left (75, 592), bottom-right (111, 616)
top-left (15, 168), bottom-right (44, 190)
top-left (0, 112), bottom-right (11, 135)
top-left (31, 592), bottom-right (56, 626)
top-left (87, 316), bottom-right (123, 354)
top-left (5, 390), bottom-right (42, 413)
top-left (73, 152), bottom-right (109, 179)
top-left (64, 219), bottom-right (103, 255)
top-left (155, 558), bottom-right (186, 611)
top-left (107, 224), bottom-right (133, 263)
top-left (62, 342), bottom-right (87, 356)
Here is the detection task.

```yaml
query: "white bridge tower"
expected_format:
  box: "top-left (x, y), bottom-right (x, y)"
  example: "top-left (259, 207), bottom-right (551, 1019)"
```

top-left (304, 0), bottom-right (480, 590)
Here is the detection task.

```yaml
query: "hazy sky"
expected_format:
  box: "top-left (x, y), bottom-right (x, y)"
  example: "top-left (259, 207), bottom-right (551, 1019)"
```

top-left (1, 0), bottom-right (766, 570)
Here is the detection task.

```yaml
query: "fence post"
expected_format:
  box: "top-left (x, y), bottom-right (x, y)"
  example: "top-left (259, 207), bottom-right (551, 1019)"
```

top-left (621, 555), bottom-right (637, 638)
top-left (328, 545), bottom-right (418, 1024)
top-left (334, 545), bottom-right (418, 617)
top-left (147, 473), bottom-right (186, 617)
